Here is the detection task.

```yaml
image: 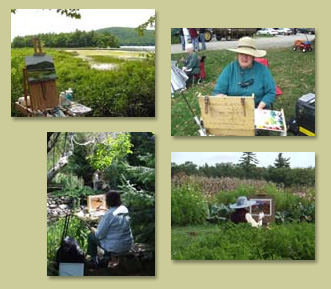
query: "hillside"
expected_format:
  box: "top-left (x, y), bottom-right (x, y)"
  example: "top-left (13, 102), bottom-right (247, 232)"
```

top-left (96, 27), bottom-right (155, 46)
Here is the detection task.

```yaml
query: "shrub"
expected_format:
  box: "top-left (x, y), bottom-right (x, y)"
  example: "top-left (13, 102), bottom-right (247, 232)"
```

top-left (47, 216), bottom-right (89, 262)
top-left (171, 223), bottom-right (315, 260)
top-left (171, 188), bottom-right (208, 225)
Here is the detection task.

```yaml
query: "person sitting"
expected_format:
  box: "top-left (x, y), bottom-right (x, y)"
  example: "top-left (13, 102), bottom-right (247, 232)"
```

top-left (212, 37), bottom-right (276, 109)
top-left (87, 191), bottom-right (133, 267)
top-left (229, 196), bottom-right (264, 227)
top-left (181, 43), bottom-right (200, 83)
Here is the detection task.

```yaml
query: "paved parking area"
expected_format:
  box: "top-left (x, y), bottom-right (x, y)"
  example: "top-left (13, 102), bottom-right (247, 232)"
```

top-left (171, 34), bottom-right (315, 54)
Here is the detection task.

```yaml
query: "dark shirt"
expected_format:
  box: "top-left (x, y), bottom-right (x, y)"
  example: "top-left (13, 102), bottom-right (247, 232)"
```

top-left (230, 208), bottom-right (248, 224)
top-left (188, 28), bottom-right (198, 38)
top-left (179, 28), bottom-right (184, 36)
top-left (199, 28), bottom-right (206, 33)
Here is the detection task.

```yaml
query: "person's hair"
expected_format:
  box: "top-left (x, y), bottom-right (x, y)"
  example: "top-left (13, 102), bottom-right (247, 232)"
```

top-left (106, 191), bottom-right (122, 208)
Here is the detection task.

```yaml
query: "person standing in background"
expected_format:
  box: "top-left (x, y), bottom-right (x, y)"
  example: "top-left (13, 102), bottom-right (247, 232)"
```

top-left (188, 28), bottom-right (199, 51)
top-left (198, 28), bottom-right (207, 51)
top-left (183, 28), bottom-right (190, 50)
top-left (179, 28), bottom-right (185, 51)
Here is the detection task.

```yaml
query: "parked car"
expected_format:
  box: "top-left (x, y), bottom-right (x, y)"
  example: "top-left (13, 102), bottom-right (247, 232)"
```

top-left (276, 28), bottom-right (293, 35)
top-left (297, 28), bottom-right (315, 35)
top-left (256, 28), bottom-right (278, 36)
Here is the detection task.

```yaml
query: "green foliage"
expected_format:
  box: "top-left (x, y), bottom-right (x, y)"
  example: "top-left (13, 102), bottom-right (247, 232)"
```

top-left (274, 153), bottom-right (291, 168)
top-left (12, 30), bottom-right (119, 48)
top-left (11, 9), bottom-right (81, 19)
top-left (171, 223), bottom-right (315, 260)
top-left (136, 15), bottom-right (155, 37)
top-left (171, 162), bottom-right (315, 187)
top-left (97, 27), bottom-right (155, 46)
top-left (121, 180), bottom-right (155, 246)
top-left (11, 48), bottom-right (155, 117)
top-left (171, 188), bottom-right (208, 225)
top-left (89, 133), bottom-right (132, 171)
top-left (47, 216), bottom-right (89, 262)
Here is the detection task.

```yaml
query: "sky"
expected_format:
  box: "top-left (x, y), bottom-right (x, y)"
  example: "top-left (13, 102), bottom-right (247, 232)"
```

top-left (11, 9), bottom-right (155, 40)
top-left (171, 152), bottom-right (315, 168)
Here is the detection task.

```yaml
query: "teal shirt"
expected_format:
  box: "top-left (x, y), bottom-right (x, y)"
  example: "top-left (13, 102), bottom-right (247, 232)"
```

top-left (212, 60), bottom-right (276, 107)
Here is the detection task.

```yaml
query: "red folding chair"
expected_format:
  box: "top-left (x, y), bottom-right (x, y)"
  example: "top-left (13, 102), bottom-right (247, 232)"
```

top-left (255, 57), bottom-right (283, 98)
top-left (193, 56), bottom-right (206, 85)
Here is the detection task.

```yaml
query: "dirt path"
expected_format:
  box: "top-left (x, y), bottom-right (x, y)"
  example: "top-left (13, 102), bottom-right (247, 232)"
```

top-left (171, 34), bottom-right (315, 54)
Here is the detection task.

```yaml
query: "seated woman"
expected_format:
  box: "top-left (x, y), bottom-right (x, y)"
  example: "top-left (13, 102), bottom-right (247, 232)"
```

top-left (212, 37), bottom-right (276, 109)
top-left (230, 196), bottom-right (264, 227)
top-left (181, 43), bottom-right (200, 81)
top-left (87, 191), bottom-right (133, 267)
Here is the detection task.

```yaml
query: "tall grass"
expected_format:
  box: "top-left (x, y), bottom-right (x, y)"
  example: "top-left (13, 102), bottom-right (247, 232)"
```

top-left (172, 222), bottom-right (315, 260)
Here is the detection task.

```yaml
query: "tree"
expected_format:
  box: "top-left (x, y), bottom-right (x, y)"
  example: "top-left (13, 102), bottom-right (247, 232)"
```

top-left (239, 152), bottom-right (259, 168)
top-left (11, 9), bottom-right (81, 19)
top-left (274, 153), bottom-right (291, 168)
top-left (239, 152), bottom-right (259, 179)
top-left (47, 132), bottom-right (132, 184)
top-left (136, 15), bottom-right (155, 36)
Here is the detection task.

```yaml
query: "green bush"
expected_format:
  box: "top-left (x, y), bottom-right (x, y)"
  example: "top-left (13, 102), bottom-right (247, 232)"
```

top-left (121, 180), bottom-right (155, 246)
top-left (172, 223), bottom-right (315, 260)
top-left (11, 48), bottom-right (155, 117)
top-left (47, 216), bottom-right (89, 262)
top-left (172, 188), bottom-right (208, 225)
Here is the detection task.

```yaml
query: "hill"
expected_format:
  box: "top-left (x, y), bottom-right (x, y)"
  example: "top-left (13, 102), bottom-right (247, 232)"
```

top-left (96, 27), bottom-right (155, 46)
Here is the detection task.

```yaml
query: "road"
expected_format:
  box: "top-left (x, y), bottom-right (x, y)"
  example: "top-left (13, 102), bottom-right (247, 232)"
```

top-left (171, 34), bottom-right (315, 54)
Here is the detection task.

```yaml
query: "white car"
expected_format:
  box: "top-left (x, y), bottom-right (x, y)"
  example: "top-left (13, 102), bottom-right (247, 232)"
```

top-left (276, 28), bottom-right (293, 35)
top-left (256, 28), bottom-right (279, 36)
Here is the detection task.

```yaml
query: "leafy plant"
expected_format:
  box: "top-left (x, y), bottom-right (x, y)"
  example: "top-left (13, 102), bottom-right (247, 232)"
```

top-left (171, 188), bottom-right (208, 225)
top-left (172, 223), bottom-right (315, 260)
top-left (47, 216), bottom-right (89, 262)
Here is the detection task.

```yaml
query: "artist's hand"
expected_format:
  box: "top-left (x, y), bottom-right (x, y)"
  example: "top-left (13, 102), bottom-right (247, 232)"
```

top-left (257, 101), bottom-right (266, 110)
top-left (258, 212), bottom-right (265, 220)
top-left (90, 227), bottom-right (96, 233)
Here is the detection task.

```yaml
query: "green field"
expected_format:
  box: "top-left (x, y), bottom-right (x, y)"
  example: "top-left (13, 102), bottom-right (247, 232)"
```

top-left (11, 48), bottom-right (155, 117)
top-left (171, 47), bottom-right (315, 136)
top-left (172, 223), bottom-right (315, 260)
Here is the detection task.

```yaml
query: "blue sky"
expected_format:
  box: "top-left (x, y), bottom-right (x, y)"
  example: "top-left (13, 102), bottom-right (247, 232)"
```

top-left (11, 9), bottom-right (155, 40)
top-left (171, 152), bottom-right (315, 168)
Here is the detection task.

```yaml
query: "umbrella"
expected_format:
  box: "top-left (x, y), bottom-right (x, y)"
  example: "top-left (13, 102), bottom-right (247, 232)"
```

top-left (171, 62), bottom-right (188, 94)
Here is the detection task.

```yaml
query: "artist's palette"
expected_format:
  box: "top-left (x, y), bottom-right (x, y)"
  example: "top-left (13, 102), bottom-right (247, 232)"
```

top-left (254, 109), bottom-right (286, 131)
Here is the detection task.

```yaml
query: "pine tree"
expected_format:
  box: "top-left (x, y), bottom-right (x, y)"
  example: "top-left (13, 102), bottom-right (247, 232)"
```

top-left (239, 152), bottom-right (259, 167)
top-left (274, 153), bottom-right (291, 168)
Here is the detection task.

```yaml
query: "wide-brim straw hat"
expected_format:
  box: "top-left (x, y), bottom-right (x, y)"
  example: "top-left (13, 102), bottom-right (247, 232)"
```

top-left (228, 37), bottom-right (266, 58)
top-left (230, 196), bottom-right (256, 209)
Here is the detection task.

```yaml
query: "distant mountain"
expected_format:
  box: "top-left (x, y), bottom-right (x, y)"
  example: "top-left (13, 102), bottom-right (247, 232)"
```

top-left (96, 27), bottom-right (155, 46)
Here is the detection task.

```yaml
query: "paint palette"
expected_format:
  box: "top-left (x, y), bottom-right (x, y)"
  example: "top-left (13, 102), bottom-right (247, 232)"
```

top-left (254, 109), bottom-right (286, 132)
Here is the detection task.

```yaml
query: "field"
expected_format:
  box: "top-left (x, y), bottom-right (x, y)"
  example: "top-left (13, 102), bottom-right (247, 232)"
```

top-left (171, 182), bottom-right (315, 260)
top-left (11, 48), bottom-right (155, 117)
top-left (172, 223), bottom-right (315, 260)
top-left (171, 47), bottom-right (315, 135)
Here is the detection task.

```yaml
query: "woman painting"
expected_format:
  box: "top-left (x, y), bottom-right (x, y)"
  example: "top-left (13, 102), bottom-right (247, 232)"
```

top-left (87, 191), bottom-right (133, 267)
top-left (212, 37), bottom-right (276, 109)
top-left (230, 196), bottom-right (264, 227)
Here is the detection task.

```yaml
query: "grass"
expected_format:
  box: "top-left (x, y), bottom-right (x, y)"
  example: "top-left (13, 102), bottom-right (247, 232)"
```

top-left (172, 223), bottom-right (315, 260)
top-left (171, 47), bottom-right (315, 136)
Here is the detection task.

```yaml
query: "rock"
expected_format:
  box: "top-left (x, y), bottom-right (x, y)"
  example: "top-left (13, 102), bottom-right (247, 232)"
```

top-left (59, 204), bottom-right (69, 210)
top-left (50, 204), bottom-right (57, 209)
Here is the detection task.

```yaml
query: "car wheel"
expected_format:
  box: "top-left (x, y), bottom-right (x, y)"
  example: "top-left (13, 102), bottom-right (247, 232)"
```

top-left (302, 48), bottom-right (306, 53)
top-left (204, 30), bottom-right (212, 42)
top-left (293, 46), bottom-right (297, 51)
